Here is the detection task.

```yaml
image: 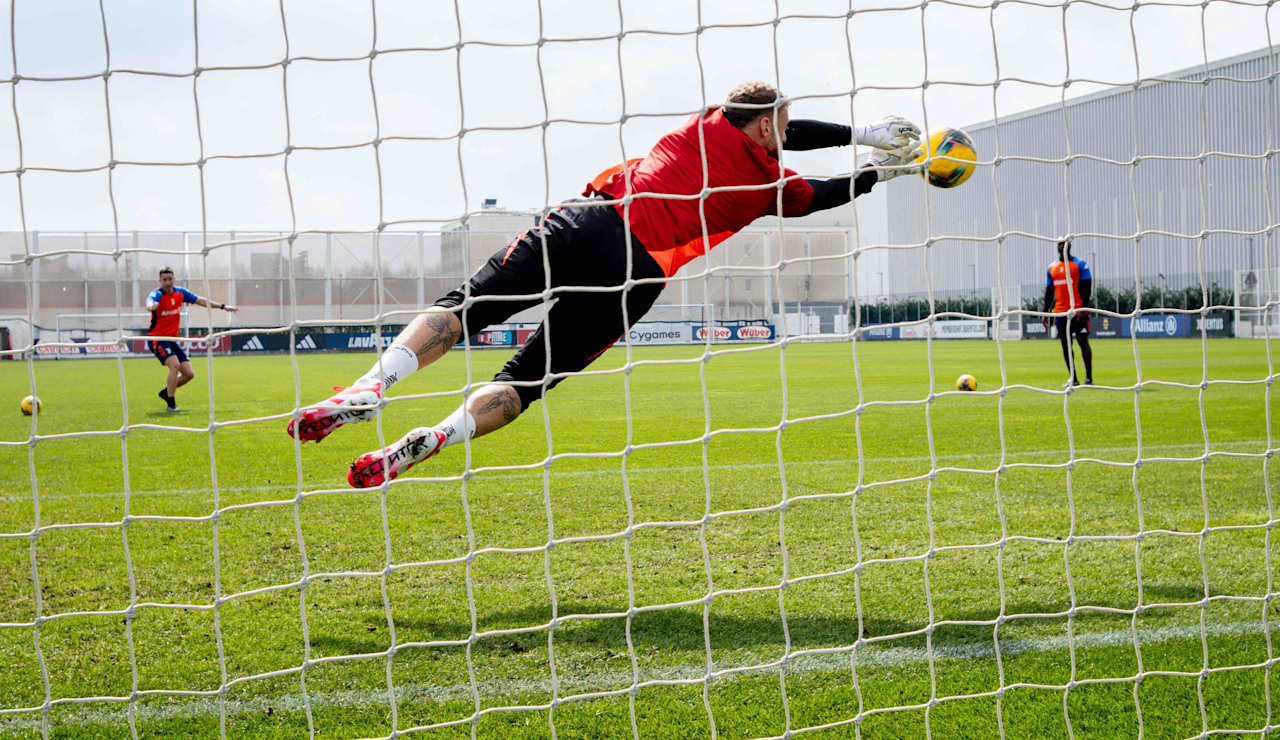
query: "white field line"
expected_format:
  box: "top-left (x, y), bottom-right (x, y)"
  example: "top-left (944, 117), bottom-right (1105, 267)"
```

top-left (0, 440), bottom-right (1272, 505)
top-left (0, 618), bottom-right (1275, 733)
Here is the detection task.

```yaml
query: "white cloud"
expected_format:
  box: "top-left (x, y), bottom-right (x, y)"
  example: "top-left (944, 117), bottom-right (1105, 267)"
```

top-left (0, 0), bottom-right (1273, 230)
top-left (108, 73), bottom-right (201, 163)
top-left (286, 59), bottom-right (377, 147)
top-left (14, 77), bottom-right (110, 170)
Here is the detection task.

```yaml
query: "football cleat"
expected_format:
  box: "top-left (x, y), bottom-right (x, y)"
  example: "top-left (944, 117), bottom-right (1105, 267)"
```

top-left (348, 427), bottom-right (447, 488)
top-left (287, 382), bottom-right (382, 443)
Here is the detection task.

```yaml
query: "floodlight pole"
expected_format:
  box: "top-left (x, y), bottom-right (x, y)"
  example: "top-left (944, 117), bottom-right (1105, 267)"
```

top-left (228, 231), bottom-right (238, 327)
top-left (30, 231), bottom-right (39, 343)
top-left (325, 233), bottom-right (333, 321)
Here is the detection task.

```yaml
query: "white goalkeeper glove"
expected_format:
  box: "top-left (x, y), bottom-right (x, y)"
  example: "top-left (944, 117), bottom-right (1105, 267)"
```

top-left (855, 115), bottom-right (922, 151)
top-left (864, 145), bottom-right (924, 182)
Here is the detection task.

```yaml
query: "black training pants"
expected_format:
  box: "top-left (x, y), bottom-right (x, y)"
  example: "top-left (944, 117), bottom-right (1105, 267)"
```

top-left (433, 201), bottom-right (667, 410)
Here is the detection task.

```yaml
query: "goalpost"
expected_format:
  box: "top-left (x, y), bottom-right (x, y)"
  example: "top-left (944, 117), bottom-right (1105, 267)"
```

top-left (52, 312), bottom-right (152, 347)
top-left (1235, 267), bottom-right (1280, 338)
top-left (640, 302), bottom-right (716, 324)
top-left (3, 2), bottom-right (1280, 738)
top-left (990, 285), bottom-right (1023, 342)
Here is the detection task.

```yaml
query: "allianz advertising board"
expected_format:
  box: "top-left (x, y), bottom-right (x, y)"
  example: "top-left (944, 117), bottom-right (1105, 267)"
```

top-left (1033, 312), bottom-right (1229, 338)
top-left (1126, 314), bottom-right (1191, 338)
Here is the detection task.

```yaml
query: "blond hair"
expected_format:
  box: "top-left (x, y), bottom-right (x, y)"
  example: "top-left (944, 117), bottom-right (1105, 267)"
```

top-left (723, 82), bottom-right (786, 129)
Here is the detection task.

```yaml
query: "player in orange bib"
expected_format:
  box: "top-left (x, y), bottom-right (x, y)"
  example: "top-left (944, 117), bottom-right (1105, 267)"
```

top-left (1041, 239), bottom-right (1094, 386)
top-left (146, 266), bottom-right (237, 411)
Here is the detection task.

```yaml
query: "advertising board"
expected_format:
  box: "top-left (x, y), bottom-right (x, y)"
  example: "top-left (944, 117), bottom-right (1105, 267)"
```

top-left (898, 320), bottom-right (988, 340)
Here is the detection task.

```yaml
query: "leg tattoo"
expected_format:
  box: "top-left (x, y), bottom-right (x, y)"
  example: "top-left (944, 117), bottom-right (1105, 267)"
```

top-left (477, 387), bottom-right (521, 423)
top-left (416, 311), bottom-right (462, 360)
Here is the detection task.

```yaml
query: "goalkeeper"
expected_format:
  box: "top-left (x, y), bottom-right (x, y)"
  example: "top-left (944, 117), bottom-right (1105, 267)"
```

top-left (288, 81), bottom-right (924, 488)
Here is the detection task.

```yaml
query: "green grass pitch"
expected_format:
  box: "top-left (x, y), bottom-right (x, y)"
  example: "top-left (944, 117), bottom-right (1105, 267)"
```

top-left (1, 337), bottom-right (1279, 738)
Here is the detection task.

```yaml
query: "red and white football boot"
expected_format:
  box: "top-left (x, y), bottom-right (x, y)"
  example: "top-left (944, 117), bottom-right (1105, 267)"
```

top-left (347, 427), bottom-right (448, 488)
top-left (286, 382), bottom-right (382, 444)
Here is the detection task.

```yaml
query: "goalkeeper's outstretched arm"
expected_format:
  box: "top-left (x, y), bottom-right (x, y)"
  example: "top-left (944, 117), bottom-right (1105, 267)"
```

top-left (798, 171), bottom-right (878, 216)
top-left (784, 119), bottom-right (852, 150)
top-left (784, 117), bottom-right (921, 151)
top-left (793, 145), bottom-right (923, 217)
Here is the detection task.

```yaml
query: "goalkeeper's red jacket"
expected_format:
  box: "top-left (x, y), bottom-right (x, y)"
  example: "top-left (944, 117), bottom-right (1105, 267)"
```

top-left (584, 107), bottom-right (815, 277)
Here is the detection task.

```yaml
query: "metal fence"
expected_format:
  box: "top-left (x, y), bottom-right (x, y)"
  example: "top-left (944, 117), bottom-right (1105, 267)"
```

top-left (1, 226), bottom-right (871, 344)
top-left (2, 226), bottom-right (1265, 353)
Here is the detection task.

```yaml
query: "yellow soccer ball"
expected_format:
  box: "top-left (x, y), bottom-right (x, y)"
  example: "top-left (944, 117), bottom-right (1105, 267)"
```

top-left (955, 374), bottom-right (977, 392)
top-left (20, 395), bottom-right (41, 415)
top-left (916, 128), bottom-right (977, 188)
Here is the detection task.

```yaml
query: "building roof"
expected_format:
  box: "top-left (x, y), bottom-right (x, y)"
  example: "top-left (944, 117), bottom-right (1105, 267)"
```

top-left (964, 44), bottom-right (1279, 132)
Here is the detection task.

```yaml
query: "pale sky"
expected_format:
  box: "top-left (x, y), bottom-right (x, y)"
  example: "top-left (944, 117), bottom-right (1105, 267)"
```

top-left (0, 0), bottom-right (1276, 235)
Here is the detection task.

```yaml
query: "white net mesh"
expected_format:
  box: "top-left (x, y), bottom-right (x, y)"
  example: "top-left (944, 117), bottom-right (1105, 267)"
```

top-left (2, 1), bottom-right (1279, 738)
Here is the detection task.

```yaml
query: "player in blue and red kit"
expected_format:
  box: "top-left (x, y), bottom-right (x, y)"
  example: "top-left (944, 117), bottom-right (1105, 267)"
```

top-left (1042, 239), bottom-right (1094, 386)
top-left (288, 81), bottom-right (925, 487)
top-left (147, 267), bottom-right (237, 411)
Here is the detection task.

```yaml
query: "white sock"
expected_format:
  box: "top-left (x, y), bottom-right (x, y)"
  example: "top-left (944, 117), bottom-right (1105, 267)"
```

top-left (357, 343), bottom-right (418, 391)
top-left (436, 407), bottom-right (476, 449)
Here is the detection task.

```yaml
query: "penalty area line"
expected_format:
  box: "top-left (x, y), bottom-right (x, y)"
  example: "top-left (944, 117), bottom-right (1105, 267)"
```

top-left (0, 617), bottom-right (1274, 732)
top-left (0, 439), bottom-right (1270, 504)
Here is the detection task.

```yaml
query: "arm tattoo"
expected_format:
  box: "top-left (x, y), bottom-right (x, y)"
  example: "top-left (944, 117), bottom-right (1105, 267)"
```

top-left (478, 388), bottom-right (521, 423)
top-left (417, 311), bottom-right (461, 359)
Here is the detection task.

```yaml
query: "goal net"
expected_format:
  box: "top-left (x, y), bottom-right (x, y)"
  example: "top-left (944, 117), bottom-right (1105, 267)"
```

top-left (1, 2), bottom-right (1278, 738)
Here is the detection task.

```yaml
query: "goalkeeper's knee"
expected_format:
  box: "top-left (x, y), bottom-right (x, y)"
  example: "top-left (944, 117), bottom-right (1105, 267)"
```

top-left (490, 371), bottom-right (553, 413)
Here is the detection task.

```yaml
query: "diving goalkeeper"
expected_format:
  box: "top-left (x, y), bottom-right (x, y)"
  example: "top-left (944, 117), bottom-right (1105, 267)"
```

top-left (288, 82), bottom-right (925, 488)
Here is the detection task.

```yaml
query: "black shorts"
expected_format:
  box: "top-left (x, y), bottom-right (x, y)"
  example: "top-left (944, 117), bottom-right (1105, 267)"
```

top-left (148, 339), bottom-right (188, 365)
top-left (434, 201), bottom-right (667, 410)
top-left (1054, 314), bottom-right (1090, 338)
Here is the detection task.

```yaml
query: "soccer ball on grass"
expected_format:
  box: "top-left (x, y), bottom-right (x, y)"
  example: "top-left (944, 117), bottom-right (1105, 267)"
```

top-left (20, 395), bottom-right (41, 415)
top-left (916, 128), bottom-right (977, 189)
top-left (955, 375), bottom-right (977, 392)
